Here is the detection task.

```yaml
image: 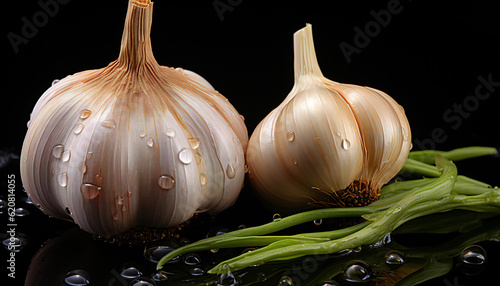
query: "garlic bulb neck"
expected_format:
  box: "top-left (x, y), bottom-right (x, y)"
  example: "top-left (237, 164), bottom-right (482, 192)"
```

top-left (293, 24), bottom-right (324, 83)
top-left (116, 0), bottom-right (158, 71)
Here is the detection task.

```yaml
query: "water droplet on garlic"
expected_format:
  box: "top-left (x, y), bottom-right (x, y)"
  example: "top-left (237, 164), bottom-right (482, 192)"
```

top-left (139, 131), bottom-right (147, 138)
top-left (52, 79), bottom-right (60, 86)
top-left (113, 212), bottom-right (119, 220)
top-left (61, 150), bottom-right (71, 162)
top-left (100, 120), bottom-right (116, 129)
top-left (80, 162), bottom-right (87, 174)
top-left (287, 131), bottom-right (295, 142)
top-left (79, 109), bottom-right (92, 119)
top-left (116, 196), bottom-right (124, 205)
top-left (226, 164), bottom-right (236, 179)
top-left (146, 137), bottom-right (154, 147)
top-left (195, 153), bottom-right (202, 165)
top-left (52, 144), bottom-right (64, 158)
top-left (341, 139), bottom-right (351, 150)
top-left (158, 175), bottom-right (175, 190)
top-left (166, 128), bottom-right (175, 137)
top-left (188, 138), bottom-right (200, 149)
top-left (199, 173), bottom-right (207, 185)
top-left (73, 124), bottom-right (85, 135)
top-left (81, 183), bottom-right (102, 199)
top-left (178, 148), bottom-right (193, 164)
top-left (402, 127), bottom-right (408, 142)
top-left (86, 151), bottom-right (93, 160)
top-left (58, 173), bottom-right (68, 187)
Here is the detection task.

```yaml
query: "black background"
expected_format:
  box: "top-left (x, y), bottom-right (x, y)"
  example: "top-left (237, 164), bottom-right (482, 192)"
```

top-left (2, 1), bottom-right (500, 285)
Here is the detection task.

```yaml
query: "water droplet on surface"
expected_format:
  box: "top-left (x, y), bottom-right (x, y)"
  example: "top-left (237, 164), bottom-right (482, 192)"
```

top-left (58, 172), bottom-right (68, 187)
top-left (144, 245), bottom-right (177, 263)
top-left (188, 138), bottom-right (201, 149)
top-left (178, 148), bottom-right (193, 164)
top-left (129, 277), bottom-right (157, 286)
top-left (146, 137), bottom-right (154, 147)
top-left (65, 207), bottom-right (72, 215)
top-left (287, 131), bottom-right (295, 142)
top-left (183, 253), bottom-right (201, 265)
top-left (81, 183), bottom-right (101, 199)
top-left (2, 233), bottom-right (29, 252)
top-left (215, 264), bottom-right (238, 286)
top-left (166, 128), bottom-right (175, 137)
top-left (100, 120), bottom-right (116, 129)
top-left (226, 164), bottom-right (236, 179)
top-left (336, 131), bottom-right (341, 137)
top-left (116, 196), bottom-right (124, 205)
top-left (64, 270), bottom-right (90, 286)
top-left (52, 79), bottom-right (60, 86)
top-left (80, 162), bottom-right (87, 174)
top-left (460, 245), bottom-right (487, 265)
top-left (62, 150), bottom-right (71, 162)
top-left (385, 250), bottom-right (406, 269)
top-left (86, 151), bottom-right (93, 160)
top-left (152, 270), bottom-right (169, 282)
top-left (139, 131), bottom-right (147, 138)
top-left (79, 109), bottom-right (91, 119)
top-left (313, 219), bottom-right (323, 226)
top-left (343, 260), bottom-right (373, 282)
top-left (402, 127), bottom-right (408, 142)
top-left (52, 144), bottom-right (64, 158)
top-left (199, 173), bottom-right (207, 185)
top-left (158, 175), bottom-right (175, 190)
top-left (113, 212), bottom-right (119, 220)
top-left (341, 139), bottom-right (351, 150)
top-left (15, 207), bottom-right (30, 217)
top-left (273, 213), bottom-right (281, 221)
top-left (120, 266), bottom-right (143, 279)
top-left (195, 153), bottom-right (202, 165)
top-left (190, 267), bottom-right (204, 276)
top-left (73, 124), bottom-right (85, 135)
top-left (278, 276), bottom-right (294, 286)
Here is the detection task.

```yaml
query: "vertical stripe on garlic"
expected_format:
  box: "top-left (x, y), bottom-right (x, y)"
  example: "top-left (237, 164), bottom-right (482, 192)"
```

top-left (20, 0), bottom-right (248, 237)
top-left (246, 24), bottom-right (411, 212)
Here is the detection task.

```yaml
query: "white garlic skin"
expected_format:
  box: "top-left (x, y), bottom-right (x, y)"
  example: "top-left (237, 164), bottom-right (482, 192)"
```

top-left (20, 0), bottom-right (247, 237)
top-left (246, 24), bottom-right (411, 212)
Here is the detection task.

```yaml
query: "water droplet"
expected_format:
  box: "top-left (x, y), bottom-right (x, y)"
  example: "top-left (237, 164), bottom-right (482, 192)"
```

top-left (188, 138), bottom-right (201, 149)
top-left (195, 153), bottom-right (202, 165)
top-left (190, 267), bottom-right (204, 276)
top-left (65, 207), bottom-right (72, 215)
top-left (81, 183), bottom-right (101, 199)
top-left (166, 128), bottom-right (175, 137)
top-left (58, 172), bottom-right (68, 187)
top-left (278, 276), bottom-right (294, 286)
top-left (52, 79), bottom-right (60, 86)
top-left (79, 109), bottom-right (91, 119)
top-left (121, 205), bottom-right (126, 212)
top-left (183, 253), bottom-right (201, 265)
top-left (460, 245), bottom-right (487, 265)
top-left (80, 162), bottom-right (87, 174)
top-left (178, 148), bottom-right (193, 164)
top-left (273, 213), bottom-right (281, 221)
top-left (64, 270), bottom-right (90, 286)
top-left (139, 131), bottom-right (147, 138)
top-left (113, 212), bottom-right (119, 220)
top-left (313, 219), bottom-right (323, 226)
top-left (402, 127), bottom-right (408, 142)
top-left (120, 266), bottom-right (142, 279)
top-left (2, 233), bottom-right (29, 252)
top-left (385, 250), bottom-right (406, 269)
top-left (72, 124), bottom-right (85, 135)
top-left (158, 175), bottom-right (175, 190)
top-left (341, 139), bottom-right (351, 150)
top-left (207, 227), bottom-right (229, 238)
top-left (100, 120), bottom-right (116, 129)
top-left (343, 260), bottom-right (372, 282)
top-left (129, 277), bottom-right (156, 286)
top-left (146, 137), bottom-right (154, 147)
top-left (226, 164), bottom-right (236, 179)
top-left (15, 207), bottom-right (30, 217)
top-left (62, 150), bottom-right (71, 162)
top-left (287, 131), bottom-right (295, 142)
top-left (52, 144), bottom-right (64, 158)
top-left (95, 174), bottom-right (102, 184)
top-left (144, 245), bottom-right (177, 263)
top-left (127, 190), bottom-right (133, 198)
top-left (215, 264), bottom-right (238, 286)
top-left (86, 151), bottom-right (93, 160)
top-left (116, 196), bottom-right (124, 205)
top-left (336, 131), bottom-right (341, 137)
top-left (152, 270), bottom-right (169, 282)
top-left (199, 173), bottom-right (207, 185)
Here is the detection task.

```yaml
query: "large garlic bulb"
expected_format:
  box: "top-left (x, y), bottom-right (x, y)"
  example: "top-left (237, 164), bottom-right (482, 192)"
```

top-left (246, 24), bottom-right (411, 212)
top-left (20, 0), bottom-right (248, 237)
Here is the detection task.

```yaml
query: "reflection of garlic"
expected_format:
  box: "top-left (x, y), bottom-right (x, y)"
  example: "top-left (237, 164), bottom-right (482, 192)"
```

top-left (246, 24), bottom-right (411, 211)
top-left (20, 0), bottom-right (247, 237)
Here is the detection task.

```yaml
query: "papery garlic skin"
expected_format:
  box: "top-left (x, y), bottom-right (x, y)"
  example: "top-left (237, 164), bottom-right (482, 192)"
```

top-left (246, 24), bottom-right (411, 212)
top-left (20, 0), bottom-right (247, 237)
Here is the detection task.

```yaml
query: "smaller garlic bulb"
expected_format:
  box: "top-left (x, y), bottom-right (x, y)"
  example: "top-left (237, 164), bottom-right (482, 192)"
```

top-left (20, 0), bottom-right (247, 237)
top-left (246, 24), bottom-right (411, 212)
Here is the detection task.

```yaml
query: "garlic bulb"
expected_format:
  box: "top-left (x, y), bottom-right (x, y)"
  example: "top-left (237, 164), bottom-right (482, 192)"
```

top-left (20, 0), bottom-right (247, 237)
top-left (246, 24), bottom-right (411, 212)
